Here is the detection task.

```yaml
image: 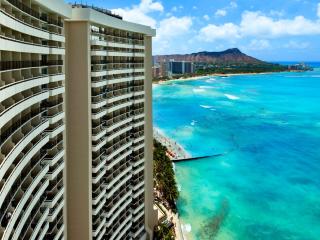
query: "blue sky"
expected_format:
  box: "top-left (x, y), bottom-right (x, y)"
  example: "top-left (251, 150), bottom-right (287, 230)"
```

top-left (75, 0), bottom-right (320, 61)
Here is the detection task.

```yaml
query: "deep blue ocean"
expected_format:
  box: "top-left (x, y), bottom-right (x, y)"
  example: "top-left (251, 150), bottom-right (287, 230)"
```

top-left (153, 64), bottom-right (320, 240)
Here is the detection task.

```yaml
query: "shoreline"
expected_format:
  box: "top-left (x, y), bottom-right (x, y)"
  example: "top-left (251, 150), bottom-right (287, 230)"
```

top-left (153, 71), bottom-right (278, 85)
top-left (154, 127), bottom-right (191, 160)
top-left (153, 69), bottom-right (313, 85)
top-left (153, 127), bottom-right (191, 239)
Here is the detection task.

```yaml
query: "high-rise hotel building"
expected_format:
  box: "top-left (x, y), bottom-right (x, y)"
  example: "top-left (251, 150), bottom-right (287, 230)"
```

top-left (65, 5), bottom-right (156, 240)
top-left (0, 1), bottom-right (156, 240)
top-left (0, 0), bottom-right (71, 239)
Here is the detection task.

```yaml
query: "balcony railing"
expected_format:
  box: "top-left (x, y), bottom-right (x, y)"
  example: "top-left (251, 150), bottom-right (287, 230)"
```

top-left (0, 60), bottom-right (63, 71)
top-left (6, 0), bottom-right (63, 27)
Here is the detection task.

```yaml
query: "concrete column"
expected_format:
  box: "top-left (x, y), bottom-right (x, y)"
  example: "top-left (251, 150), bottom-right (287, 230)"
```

top-left (144, 35), bottom-right (158, 239)
top-left (64, 21), bottom-right (93, 240)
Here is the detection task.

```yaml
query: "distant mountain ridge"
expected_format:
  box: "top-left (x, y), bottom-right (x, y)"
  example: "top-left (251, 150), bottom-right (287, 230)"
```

top-left (154, 48), bottom-right (265, 65)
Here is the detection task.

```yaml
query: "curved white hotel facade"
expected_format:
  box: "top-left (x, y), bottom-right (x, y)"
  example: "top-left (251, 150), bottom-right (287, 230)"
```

top-left (0, 0), bottom-right (70, 239)
top-left (0, 1), bottom-right (156, 240)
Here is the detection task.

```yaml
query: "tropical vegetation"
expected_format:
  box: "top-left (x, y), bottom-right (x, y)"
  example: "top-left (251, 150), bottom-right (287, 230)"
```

top-left (154, 222), bottom-right (175, 240)
top-left (153, 140), bottom-right (179, 211)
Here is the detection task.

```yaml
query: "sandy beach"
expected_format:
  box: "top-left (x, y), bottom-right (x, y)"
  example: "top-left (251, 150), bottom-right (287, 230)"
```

top-left (154, 71), bottom-right (277, 85)
top-left (153, 128), bottom-right (190, 239)
top-left (154, 127), bottom-right (191, 160)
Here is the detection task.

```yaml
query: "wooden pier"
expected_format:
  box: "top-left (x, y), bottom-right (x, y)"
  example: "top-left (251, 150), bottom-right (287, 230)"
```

top-left (172, 153), bottom-right (225, 162)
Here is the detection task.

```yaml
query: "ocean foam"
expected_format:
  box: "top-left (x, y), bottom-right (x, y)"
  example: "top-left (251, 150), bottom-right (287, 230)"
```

top-left (206, 78), bottom-right (216, 83)
top-left (200, 105), bottom-right (213, 109)
top-left (199, 86), bottom-right (215, 89)
top-left (224, 94), bottom-right (240, 100)
top-left (183, 224), bottom-right (192, 233)
top-left (221, 161), bottom-right (231, 168)
top-left (193, 88), bottom-right (206, 93)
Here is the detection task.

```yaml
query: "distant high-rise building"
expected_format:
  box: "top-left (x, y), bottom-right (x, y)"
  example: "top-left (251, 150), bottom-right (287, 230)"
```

top-left (167, 60), bottom-right (194, 76)
top-left (152, 65), bottom-right (161, 78)
top-left (0, 0), bottom-right (71, 239)
top-left (65, 5), bottom-right (157, 240)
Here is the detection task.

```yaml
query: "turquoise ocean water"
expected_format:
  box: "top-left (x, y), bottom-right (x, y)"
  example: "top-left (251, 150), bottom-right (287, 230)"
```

top-left (153, 65), bottom-right (320, 240)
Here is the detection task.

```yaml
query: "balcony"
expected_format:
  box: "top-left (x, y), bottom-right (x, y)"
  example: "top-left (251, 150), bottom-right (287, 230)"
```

top-left (106, 152), bottom-right (132, 171)
top-left (91, 36), bottom-right (144, 49)
top-left (92, 155), bottom-right (107, 174)
top-left (92, 150), bottom-right (107, 168)
top-left (92, 75), bottom-right (134, 87)
top-left (106, 175), bottom-right (131, 200)
top-left (0, 90), bottom-right (49, 129)
top-left (105, 100), bottom-right (132, 114)
top-left (0, 35), bottom-right (64, 55)
top-left (47, 198), bottom-right (64, 222)
top-left (36, 222), bottom-right (50, 240)
top-left (132, 225), bottom-right (145, 239)
top-left (0, 60), bottom-right (63, 72)
top-left (105, 138), bottom-right (132, 161)
top-left (92, 93), bottom-right (107, 109)
top-left (92, 196), bottom-right (106, 216)
top-left (0, 10), bottom-right (64, 43)
top-left (0, 155), bottom-right (46, 228)
top-left (46, 160), bottom-right (64, 181)
top-left (92, 108), bottom-right (107, 120)
top-left (28, 208), bottom-right (50, 240)
top-left (92, 138), bottom-right (106, 152)
top-left (48, 86), bottom-right (65, 97)
top-left (106, 112), bottom-right (132, 129)
top-left (45, 123), bottom-right (64, 139)
top-left (105, 190), bottom-right (132, 219)
top-left (3, 0), bottom-right (64, 36)
top-left (92, 216), bottom-right (106, 237)
top-left (0, 75), bottom-right (49, 103)
top-left (133, 187), bottom-right (145, 200)
top-left (92, 167), bottom-right (107, 184)
top-left (106, 124), bottom-right (132, 142)
top-left (0, 135), bottom-right (49, 210)
top-left (44, 186), bottom-right (64, 209)
top-left (104, 166), bottom-right (132, 191)
top-left (92, 186), bottom-right (106, 206)
top-left (0, 118), bottom-right (49, 183)
top-left (11, 192), bottom-right (47, 240)
top-left (1, 167), bottom-right (50, 240)
top-left (108, 215), bottom-right (132, 240)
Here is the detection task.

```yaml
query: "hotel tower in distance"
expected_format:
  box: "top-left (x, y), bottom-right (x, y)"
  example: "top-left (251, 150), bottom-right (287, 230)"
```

top-left (0, 1), bottom-right (156, 240)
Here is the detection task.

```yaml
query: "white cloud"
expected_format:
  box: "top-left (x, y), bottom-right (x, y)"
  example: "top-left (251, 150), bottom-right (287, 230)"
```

top-left (269, 10), bottom-right (285, 17)
top-left (139, 0), bottom-right (163, 12)
top-left (203, 15), bottom-right (210, 21)
top-left (112, 0), bottom-right (163, 28)
top-left (198, 23), bottom-right (240, 42)
top-left (215, 9), bottom-right (227, 17)
top-left (284, 40), bottom-right (310, 49)
top-left (230, 1), bottom-right (238, 8)
top-left (156, 16), bottom-right (193, 39)
top-left (240, 11), bottom-right (320, 38)
top-left (247, 39), bottom-right (271, 50)
top-left (154, 16), bottom-right (193, 54)
top-left (198, 11), bottom-right (320, 42)
top-left (317, 3), bottom-right (320, 18)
